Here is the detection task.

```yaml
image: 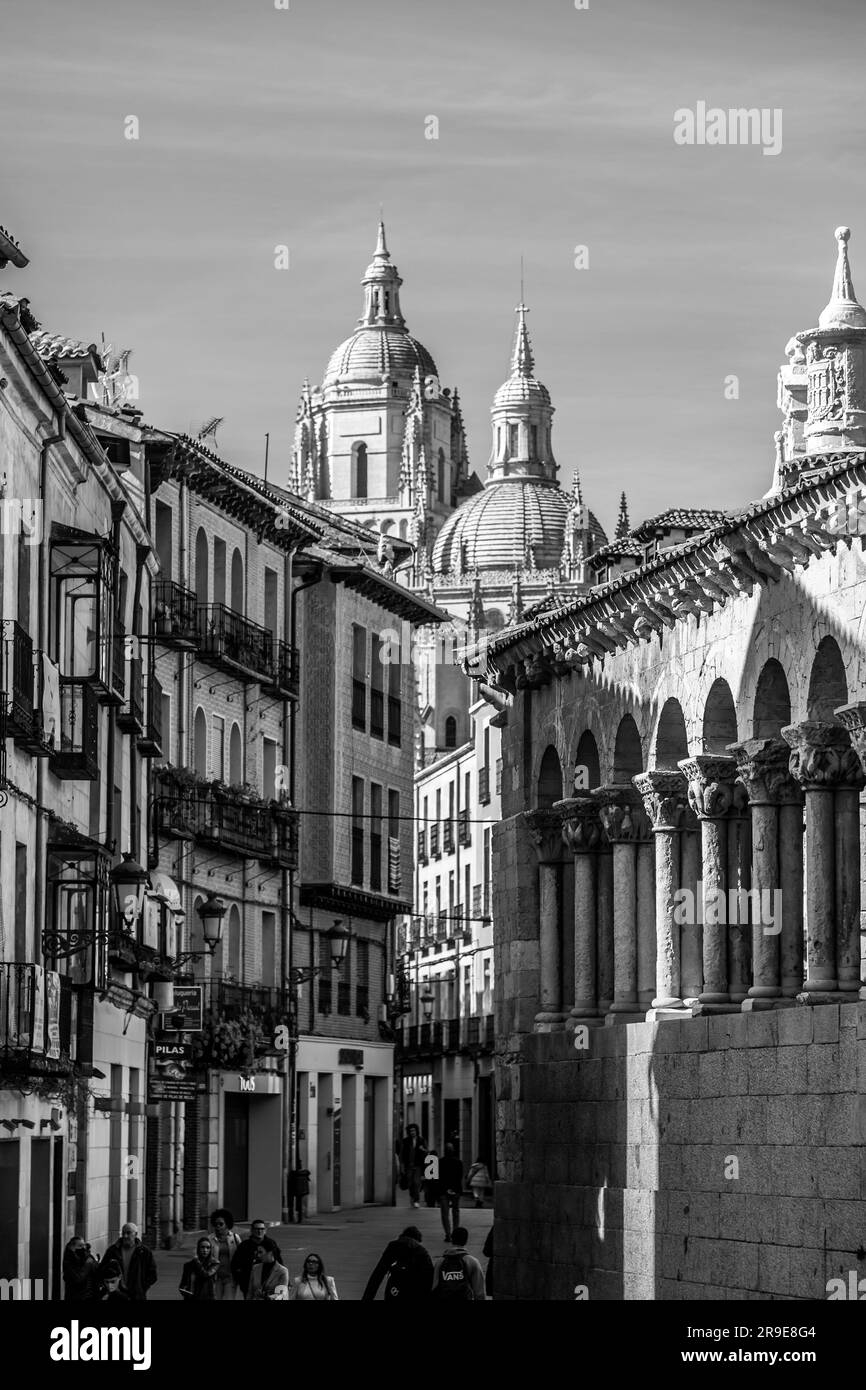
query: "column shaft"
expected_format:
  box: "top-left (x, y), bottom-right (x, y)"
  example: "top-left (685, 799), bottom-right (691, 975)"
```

top-left (779, 801), bottom-right (804, 995)
top-left (636, 840), bottom-right (656, 1009)
top-left (596, 849), bottom-right (614, 1013)
top-left (834, 786), bottom-right (861, 992)
top-left (680, 824), bottom-right (703, 1000)
top-left (609, 841), bottom-right (638, 1013)
top-left (538, 863), bottom-right (562, 1015)
top-left (700, 816), bottom-right (729, 1002)
top-left (748, 802), bottom-right (781, 998)
top-left (653, 827), bottom-right (682, 1009)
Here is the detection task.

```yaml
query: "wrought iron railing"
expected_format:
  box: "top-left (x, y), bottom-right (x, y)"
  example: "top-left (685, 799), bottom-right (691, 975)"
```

top-left (152, 580), bottom-right (199, 647)
top-left (0, 963), bottom-right (73, 1073)
top-left (3, 620), bottom-right (34, 739)
top-left (52, 679), bottom-right (99, 779)
top-left (197, 604), bottom-right (275, 683)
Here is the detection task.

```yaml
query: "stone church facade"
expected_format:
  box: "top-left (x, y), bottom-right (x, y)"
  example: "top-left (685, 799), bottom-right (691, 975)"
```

top-left (473, 228), bottom-right (866, 1299)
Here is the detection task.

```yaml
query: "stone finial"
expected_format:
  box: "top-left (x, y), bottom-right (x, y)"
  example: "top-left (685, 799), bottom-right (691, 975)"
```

top-left (729, 737), bottom-right (802, 805)
top-left (633, 769), bottom-right (688, 830)
top-left (781, 720), bottom-right (865, 789)
top-left (511, 302), bottom-right (535, 377)
top-left (678, 755), bottom-right (738, 819)
top-left (818, 227), bottom-right (866, 331)
top-left (615, 491), bottom-right (630, 540)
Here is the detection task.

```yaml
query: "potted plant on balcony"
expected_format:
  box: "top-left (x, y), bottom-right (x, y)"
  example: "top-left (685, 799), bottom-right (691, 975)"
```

top-left (192, 1007), bottom-right (266, 1072)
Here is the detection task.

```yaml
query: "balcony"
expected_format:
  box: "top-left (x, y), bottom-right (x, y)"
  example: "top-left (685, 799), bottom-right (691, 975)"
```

top-left (457, 808), bottom-right (471, 847)
top-left (478, 766), bottom-right (490, 804)
top-left (107, 926), bottom-right (175, 982)
top-left (197, 604), bottom-right (274, 684)
top-left (417, 829), bottom-right (428, 865)
top-left (152, 580), bottom-right (199, 649)
top-left (0, 964), bottom-right (73, 1076)
top-left (154, 779), bottom-right (298, 867)
top-left (3, 620), bottom-right (35, 742)
top-left (116, 657), bottom-right (144, 734)
top-left (51, 679), bottom-right (99, 780)
top-left (442, 819), bottom-right (454, 854)
top-left (261, 638), bottom-right (300, 701)
top-left (137, 673), bottom-right (163, 758)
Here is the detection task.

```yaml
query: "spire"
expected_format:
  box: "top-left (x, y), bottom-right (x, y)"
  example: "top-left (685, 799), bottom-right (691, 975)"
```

top-left (572, 470), bottom-right (583, 508)
top-left (375, 218), bottom-right (388, 259)
top-left (615, 491), bottom-right (630, 539)
top-left (818, 227), bottom-right (866, 330)
top-left (359, 219), bottom-right (405, 328)
top-left (511, 303), bottom-right (534, 377)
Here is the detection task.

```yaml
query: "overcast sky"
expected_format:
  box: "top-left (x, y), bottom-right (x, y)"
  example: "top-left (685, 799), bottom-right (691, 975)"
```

top-left (2, 0), bottom-right (865, 536)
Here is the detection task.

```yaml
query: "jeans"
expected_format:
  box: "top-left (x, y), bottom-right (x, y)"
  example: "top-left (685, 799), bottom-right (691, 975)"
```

top-left (407, 1166), bottom-right (423, 1203)
top-left (439, 1191), bottom-right (460, 1237)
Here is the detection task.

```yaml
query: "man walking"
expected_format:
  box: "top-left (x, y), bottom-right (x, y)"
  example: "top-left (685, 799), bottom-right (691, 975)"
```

top-left (361, 1225), bottom-right (434, 1302)
top-left (431, 1225), bottom-right (486, 1301)
top-left (437, 1143), bottom-right (463, 1242)
top-left (98, 1223), bottom-right (157, 1301)
top-left (398, 1124), bottom-right (427, 1208)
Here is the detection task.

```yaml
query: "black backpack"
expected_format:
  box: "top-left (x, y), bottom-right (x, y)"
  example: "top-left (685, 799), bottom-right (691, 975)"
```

top-left (432, 1250), bottom-right (474, 1301)
top-left (385, 1249), bottom-right (415, 1299)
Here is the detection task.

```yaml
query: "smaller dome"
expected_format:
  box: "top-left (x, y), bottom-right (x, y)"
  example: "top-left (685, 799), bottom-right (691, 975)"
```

top-left (492, 375), bottom-right (551, 409)
top-left (324, 327), bottom-right (437, 384)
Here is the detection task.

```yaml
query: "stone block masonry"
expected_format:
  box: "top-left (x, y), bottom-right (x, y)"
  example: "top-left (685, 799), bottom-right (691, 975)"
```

top-left (493, 1002), bottom-right (866, 1300)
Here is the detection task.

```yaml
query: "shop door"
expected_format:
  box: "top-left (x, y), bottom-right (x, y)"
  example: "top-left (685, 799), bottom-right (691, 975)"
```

top-left (0, 1142), bottom-right (20, 1277)
top-left (29, 1139), bottom-right (51, 1286)
top-left (223, 1095), bottom-right (249, 1219)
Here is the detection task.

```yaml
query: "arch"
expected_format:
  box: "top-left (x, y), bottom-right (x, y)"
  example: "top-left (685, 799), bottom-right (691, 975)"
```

top-left (444, 715), bottom-right (457, 749)
top-left (229, 722), bottom-right (242, 785)
top-left (537, 745), bottom-right (563, 809)
top-left (655, 697), bottom-right (689, 768)
top-left (702, 678), bottom-right (738, 753)
top-left (573, 730), bottom-right (600, 791)
top-left (380, 518), bottom-right (394, 534)
top-left (613, 714), bottom-right (643, 784)
top-left (807, 636), bottom-right (847, 723)
top-left (230, 548), bottom-right (244, 614)
top-left (352, 442), bottom-right (368, 499)
top-left (194, 526), bottom-right (209, 606)
top-left (193, 707), bottom-right (207, 779)
top-left (226, 904), bottom-right (241, 980)
top-left (753, 659), bottom-right (792, 739)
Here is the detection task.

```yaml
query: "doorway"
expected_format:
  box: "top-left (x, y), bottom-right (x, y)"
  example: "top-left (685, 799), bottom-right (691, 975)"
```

top-left (29, 1138), bottom-right (51, 1285)
top-left (223, 1095), bottom-right (249, 1220)
top-left (363, 1078), bottom-right (375, 1202)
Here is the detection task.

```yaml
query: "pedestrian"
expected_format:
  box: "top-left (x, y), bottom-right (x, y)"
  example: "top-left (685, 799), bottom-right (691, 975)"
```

top-left (398, 1123), bottom-right (428, 1208)
top-left (482, 1226), bottom-right (494, 1298)
top-left (179, 1238), bottom-right (220, 1300)
top-left (289, 1252), bottom-right (338, 1300)
top-left (422, 1147), bottom-right (441, 1208)
top-left (430, 1225), bottom-right (486, 1301)
top-left (245, 1239), bottom-right (289, 1300)
top-left (98, 1223), bottom-right (157, 1301)
top-left (288, 1167), bottom-right (311, 1223)
top-left (467, 1156), bottom-right (492, 1208)
top-left (438, 1142), bottom-right (464, 1241)
top-left (98, 1260), bottom-right (132, 1304)
top-left (207, 1208), bottom-right (241, 1300)
top-left (231, 1218), bottom-right (283, 1298)
top-left (361, 1225), bottom-right (434, 1302)
top-left (62, 1236), bottom-right (99, 1301)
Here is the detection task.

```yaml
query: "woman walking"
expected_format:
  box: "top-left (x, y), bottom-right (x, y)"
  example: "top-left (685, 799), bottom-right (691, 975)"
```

top-left (179, 1238), bottom-right (220, 1300)
top-left (467, 1157), bottom-right (492, 1208)
top-left (289, 1252), bottom-right (338, 1300)
top-left (208, 1209), bottom-right (241, 1300)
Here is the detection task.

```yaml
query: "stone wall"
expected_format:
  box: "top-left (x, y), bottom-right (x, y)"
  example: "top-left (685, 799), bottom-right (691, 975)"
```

top-left (493, 998), bottom-right (866, 1300)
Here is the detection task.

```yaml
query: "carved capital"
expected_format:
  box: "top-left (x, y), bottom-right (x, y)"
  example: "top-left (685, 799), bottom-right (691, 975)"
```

top-left (729, 737), bottom-right (802, 805)
top-left (556, 796), bottom-right (603, 854)
top-left (678, 755), bottom-right (738, 819)
top-left (834, 702), bottom-right (866, 780)
top-left (633, 769), bottom-right (687, 831)
top-left (523, 808), bottom-right (564, 864)
top-left (592, 785), bottom-right (651, 843)
top-left (782, 720), bottom-right (864, 790)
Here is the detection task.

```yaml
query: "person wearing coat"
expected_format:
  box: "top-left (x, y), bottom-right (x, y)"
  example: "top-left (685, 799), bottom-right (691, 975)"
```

top-left (288, 1252), bottom-right (338, 1300)
top-left (398, 1124), bottom-right (428, 1207)
top-left (467, 1158), bottom-right (492, 1208)
top-left (179, 1238), bottom-right (220, 1300)
top-left (208, 1209), bottom-right (242, 1300)
top-left (98, 1224), bottom-right (157, 1301)
top-left (245, 1240), bottom-right (290, 1300)
top-left (62, 1236), bottom-right (100, 1301)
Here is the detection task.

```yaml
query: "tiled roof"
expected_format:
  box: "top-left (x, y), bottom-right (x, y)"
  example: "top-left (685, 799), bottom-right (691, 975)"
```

top-left (589, 508), bottom-right (730, 569)
top-left (29, 329), bottom-right (99, 364)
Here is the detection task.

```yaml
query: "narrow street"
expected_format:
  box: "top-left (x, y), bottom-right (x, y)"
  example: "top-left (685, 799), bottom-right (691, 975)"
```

top-left (149, 1204), bottom-right (494, 1301)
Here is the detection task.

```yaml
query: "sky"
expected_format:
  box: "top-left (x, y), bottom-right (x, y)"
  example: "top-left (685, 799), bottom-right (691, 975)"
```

top-left (2, 0), bottom-right (865, 537)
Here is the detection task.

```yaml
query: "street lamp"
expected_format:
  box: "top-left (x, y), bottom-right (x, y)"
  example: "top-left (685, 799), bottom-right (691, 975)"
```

top-left (196, 893), bottom-right (227, 953)
top-left (325, 918), bottom-right (351, 969)
top-left (420, 988), bottom-right (435, 1022)
top-left (109, 853), bottom-right (149, 930)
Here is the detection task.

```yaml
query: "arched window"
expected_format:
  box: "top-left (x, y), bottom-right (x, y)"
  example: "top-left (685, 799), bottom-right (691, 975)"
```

top-left (227, 905), bottom-right (242, 980)
top-left (573, 730), bottom-right (601, 791)
top-left (437, 449), bottom-right (446, 501)
top-left (194, 526), bottom-right (209, 606)
top-left (229, 722), bottom-right (242, 785)
top-left (807, 637), bottom-right (847, 723)
top-left (753, 660), bottom-right (791, 739)
top-left (444, 715), bottom-right (457, 748)
top-left (508, 424), bottom-right (519, 458)
top-left (655, 698), bottom-right (689, 768)
top-left (353, 443), bottom-right (368, 499)
top-left (613, 714), bottom-right (643, 785)
top-left (230, 548), bottom-right (244, 614)
top-left (537, 745), bottom-right (563, 809)
top-left (702, 679), bottom-right (738, 753)
top-left (193, 707), bottom-right (207, 779)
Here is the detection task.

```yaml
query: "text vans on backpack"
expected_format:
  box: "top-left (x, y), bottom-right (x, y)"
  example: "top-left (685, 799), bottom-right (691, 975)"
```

top-left (432, 1249), bottom-right (475, 1300)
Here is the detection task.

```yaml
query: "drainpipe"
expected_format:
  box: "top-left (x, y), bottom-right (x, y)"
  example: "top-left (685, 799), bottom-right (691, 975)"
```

top-left (34, 414), bottom-right (64, 966)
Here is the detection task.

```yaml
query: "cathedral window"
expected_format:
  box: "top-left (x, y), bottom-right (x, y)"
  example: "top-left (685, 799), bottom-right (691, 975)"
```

top-left (353, 442), bottom-right (368, 498)
top-left (444, 715), bottom-right (457, 748)
top-left (531, 425), bottom-right (538, 457)
top-left (437, 449), bottom-right (446, 501)
top-left (509, 424), bottom-right (519, 457)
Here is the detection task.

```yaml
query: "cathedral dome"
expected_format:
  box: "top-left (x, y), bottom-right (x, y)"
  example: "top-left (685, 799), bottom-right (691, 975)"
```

top-left (432, 478), bottom-right (607, 574)
top-left (324, 326), bottom-right (437, 384)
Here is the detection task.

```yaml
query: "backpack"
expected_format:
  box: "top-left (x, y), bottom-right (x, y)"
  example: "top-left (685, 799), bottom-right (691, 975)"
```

top-left (385, 1249), bottom-right (414, 1299)
top-left (432, 1250), bottom-right (475, 1301)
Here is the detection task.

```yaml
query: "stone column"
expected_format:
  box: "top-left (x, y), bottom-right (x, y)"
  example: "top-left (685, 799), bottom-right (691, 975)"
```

top-left (726, 780), bottom-right (751, 1003)
top-left (832, 703), bottom-right (866, 999)
top-left (678, 756), bottom-right (738, 1009)
top-left (783, 721), bottom-right (862, 1001)
top-left (634, 769), bottom-right (688, 1016)
top-left (558, 796), bottom-right (604, 1025)
top-left (679, 805), bottom-right (703, 1001)
top-left (596, 845), bottom-right (615, 1014)
top-left (524, 809), bottom-right (568, 1031)
top-left (778, 790), bottom-right (805, 997)
top-left (594, 786), bottom-right (649, 1023)
top-left (636, 833), bottom-right (656, 1010)
top-left (730, 738), bottom-right (796, 1008)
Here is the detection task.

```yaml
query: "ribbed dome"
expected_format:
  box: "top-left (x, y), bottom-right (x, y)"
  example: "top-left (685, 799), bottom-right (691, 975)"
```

top-left (324, 326), bottom-right (438, 384)
top-left (492, 374), bottom-right (551, 409)
top-left (432, 479), bottom-right (607, 574)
